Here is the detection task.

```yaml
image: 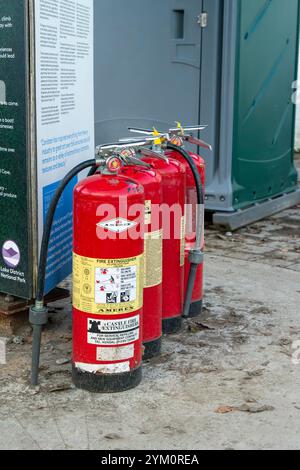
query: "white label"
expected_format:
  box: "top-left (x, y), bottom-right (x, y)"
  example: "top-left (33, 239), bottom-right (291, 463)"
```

top-left (145, 200), bottom-right (152, 225)
top-left (96, 345), bottom-right (134, 362)
top-left (97, 218), bottom-right (137, 233)
top-left (75, 362), bottom-right (130, 375)
top-left (94, 266), bottom-right (137, 305)
top-left (87, 316), bottom-right (140, 346)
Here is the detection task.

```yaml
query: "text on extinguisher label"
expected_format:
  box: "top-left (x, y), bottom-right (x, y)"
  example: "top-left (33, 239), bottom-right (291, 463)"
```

top-left (96, 345), bottom-right (134, 362)
top-left (87, 316), bottom-right (140, 346)
top-left (73, 253), bottom-right (143, 315)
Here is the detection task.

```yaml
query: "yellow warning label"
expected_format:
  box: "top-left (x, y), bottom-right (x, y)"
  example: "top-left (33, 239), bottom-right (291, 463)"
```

top-left (145, 200), bottom-right (152, 225)
top-left (73, 254), bottom-right (143, 315)
top-left (180, 216), bottom-right (186, 267)
top-left (144, 229), bottom-right (163, 288)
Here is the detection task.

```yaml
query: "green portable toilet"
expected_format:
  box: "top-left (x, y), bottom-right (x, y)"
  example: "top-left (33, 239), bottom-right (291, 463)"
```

top-left (212, 0), bottom-right (300, 228)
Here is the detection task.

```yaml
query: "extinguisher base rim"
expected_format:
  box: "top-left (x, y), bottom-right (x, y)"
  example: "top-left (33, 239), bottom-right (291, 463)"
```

top-left (72, 364), bottom-right (142, 394)
top-left (188, 300), bottom-right (203, 318)
top-left (162, 316), bottom-right (182, 335)
top-left (143, 337), bottom-right (162, 361)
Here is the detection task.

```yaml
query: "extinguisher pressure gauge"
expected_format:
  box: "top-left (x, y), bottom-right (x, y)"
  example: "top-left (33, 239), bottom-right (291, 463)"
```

top-left (106, 157), bottom-right (122, 174)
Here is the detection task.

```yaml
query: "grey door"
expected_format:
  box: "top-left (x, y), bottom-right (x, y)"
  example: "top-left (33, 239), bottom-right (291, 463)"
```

top-left (94, 0), bottom-right (203, 144)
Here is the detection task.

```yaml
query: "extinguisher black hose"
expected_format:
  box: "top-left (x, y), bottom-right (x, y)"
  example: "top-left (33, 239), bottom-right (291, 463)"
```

top-left (166, 143), bottom-right (204, 208)
top-left (31, 159), bottom-right (96, 387)
top-left (36, 159), bottom-right (96, 302)
top-left (166, 143), bottom-right (204, 319)
top-left (88, 165), bottom-right (98, 177)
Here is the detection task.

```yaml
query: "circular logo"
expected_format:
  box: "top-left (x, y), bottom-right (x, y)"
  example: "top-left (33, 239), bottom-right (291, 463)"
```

top-left (83, 283), bottom-right (92, 295)
top-left (2, 241), bottom-right (20, 268)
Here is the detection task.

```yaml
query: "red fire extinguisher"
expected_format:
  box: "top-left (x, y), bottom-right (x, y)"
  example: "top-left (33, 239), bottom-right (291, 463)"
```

top-left (165, 125), bottom-right (209, 317)
top-left (72, 151), bottom-right (146, 393)
top-left (120, 151), bottom-right (163, 359)
top-left (168, 148), bottom-right (205, 317)
top-left (128, 124), bottom-right (211, 318)
top-left (140, 150), bottom-right (186, 334)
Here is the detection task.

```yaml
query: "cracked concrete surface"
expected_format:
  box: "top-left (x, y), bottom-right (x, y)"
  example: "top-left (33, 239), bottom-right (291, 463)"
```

top-left (0, 192), bottom-right (299, 450)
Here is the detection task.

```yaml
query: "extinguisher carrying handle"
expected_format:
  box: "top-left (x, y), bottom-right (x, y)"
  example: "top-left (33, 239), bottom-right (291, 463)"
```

top-left (30, 159), bottom-right (97, 387)
top-left (166, 143), bottom-right (205, 319)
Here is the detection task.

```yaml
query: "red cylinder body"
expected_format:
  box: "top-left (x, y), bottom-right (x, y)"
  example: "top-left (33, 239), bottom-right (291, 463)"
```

top-left (72, 174), bottom-right (145, 392)
top-left (120, 166), bottom-right (163, 358)
top-left (166, 150), bottom-right (205, 243)
top-left (166, 149), bottom-right (206, 317)
top-left (142, 156), bottom-right (186, 334)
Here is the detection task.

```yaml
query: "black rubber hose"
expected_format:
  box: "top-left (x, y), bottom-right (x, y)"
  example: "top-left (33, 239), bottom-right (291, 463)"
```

top-left (36, 159), bottom-right (96, 302)
top-left (31, 159), bottom-right (96, 386)
top-left (166, 143), bottom-right (204, 207)
top-left (166, 143), bottom-right (204, 318)
top-left (88, 165), bottom-right (98, 177)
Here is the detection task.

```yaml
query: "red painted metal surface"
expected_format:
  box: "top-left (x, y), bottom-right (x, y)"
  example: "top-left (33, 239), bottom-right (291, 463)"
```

top-left (166, 149), bottom-right (206, 309)
top-left (120, 166), bottom-right (163, 346)
top-left (141, 157), bottom-right (186, 323)
top-left (72, 174), bottom-right (145, 376)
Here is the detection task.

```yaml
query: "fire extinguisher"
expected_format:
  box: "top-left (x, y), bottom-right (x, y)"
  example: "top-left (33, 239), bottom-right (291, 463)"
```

top-left (72, 154), bottom-right (145, 393)
top-left (128, 125), bottom-right (211, 318)
top-left (119, 150), bottom-right (163, 360)
top-left (165, 123), bottom-right (211, 317)
top-left (175, 147), bottom-right (205, 318)
top-left (29, 139), bottom-right (158, 392)
top-left (140, 149), bottom-right (187, 334)
top-left (89, 142), bottom-right (165, 359)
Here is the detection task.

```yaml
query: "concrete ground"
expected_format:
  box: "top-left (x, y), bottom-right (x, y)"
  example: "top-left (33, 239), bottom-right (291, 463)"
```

top-left (0, 172), bottom-right (300, 449)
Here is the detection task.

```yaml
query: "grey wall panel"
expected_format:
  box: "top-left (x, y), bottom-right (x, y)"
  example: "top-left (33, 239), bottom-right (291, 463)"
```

top-left (94, 0), bottom-right (203, 145)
